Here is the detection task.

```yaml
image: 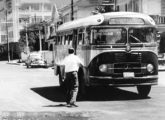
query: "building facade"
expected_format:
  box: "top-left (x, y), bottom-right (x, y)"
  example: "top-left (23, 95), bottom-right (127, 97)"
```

top-left (1, 0), bottom-right (165, 45)
top-left (56, 0), bottom-right (165, 25)
top-left (0, 0), bottom-right (53, 44)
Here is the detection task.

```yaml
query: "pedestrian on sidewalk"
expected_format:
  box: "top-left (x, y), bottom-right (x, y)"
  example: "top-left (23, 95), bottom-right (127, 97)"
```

top-left (62, 48), bottom-right (83, 107)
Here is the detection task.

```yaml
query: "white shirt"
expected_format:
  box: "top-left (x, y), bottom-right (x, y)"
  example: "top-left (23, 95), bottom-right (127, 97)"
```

top-left (62, 54), bottom-right (83, 73)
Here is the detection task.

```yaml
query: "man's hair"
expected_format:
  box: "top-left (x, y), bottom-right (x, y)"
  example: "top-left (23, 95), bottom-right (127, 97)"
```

top-left (68, 48), bottom-right (74, 54)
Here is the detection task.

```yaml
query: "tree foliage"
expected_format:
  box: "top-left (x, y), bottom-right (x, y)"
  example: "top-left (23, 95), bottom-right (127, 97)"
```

top-left (19, 22), bottom-right (47, 53)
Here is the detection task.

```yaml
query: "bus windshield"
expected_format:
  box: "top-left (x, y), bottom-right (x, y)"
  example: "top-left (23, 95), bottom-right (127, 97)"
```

top-left (92, 27), bottom-right (156, 45)
top-left (92, 28), bottom-right (127, 44)
top-left (128, 27), bottom-right (156, 43)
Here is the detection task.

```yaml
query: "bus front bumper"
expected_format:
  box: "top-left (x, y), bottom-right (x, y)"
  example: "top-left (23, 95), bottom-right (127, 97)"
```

top-left (89, 75), bottom-right (158, 86)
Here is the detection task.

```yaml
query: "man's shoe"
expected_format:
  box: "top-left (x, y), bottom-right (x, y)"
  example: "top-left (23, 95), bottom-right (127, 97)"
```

top-left (70, 103), bottom-right (78, 107)
top-left (66, 103), bottom-right (78, 108)
top-left (66, 104), bottom-right (72, 107)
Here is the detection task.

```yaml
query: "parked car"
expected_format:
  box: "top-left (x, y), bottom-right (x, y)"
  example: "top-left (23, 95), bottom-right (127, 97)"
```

top-left (25, 52), bottom-right (48, 68)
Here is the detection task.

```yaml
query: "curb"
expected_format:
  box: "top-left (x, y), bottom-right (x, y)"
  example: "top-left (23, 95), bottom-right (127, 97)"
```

top-left (7, 61), bottom-right (25, 66)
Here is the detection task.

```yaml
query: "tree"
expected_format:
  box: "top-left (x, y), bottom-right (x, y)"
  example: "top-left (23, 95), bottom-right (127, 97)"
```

top-left (19, 22), bottom-right (48, 53)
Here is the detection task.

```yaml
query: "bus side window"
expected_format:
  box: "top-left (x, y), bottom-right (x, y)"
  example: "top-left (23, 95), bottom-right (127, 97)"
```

top-left (59, 36), bottom-right (62, 45)
top-left (69, 35), bottom-right (73, 45)
top-left (84, 31), bottom-right (90, 44)
top-left (78, 33), bottom-right (84, 45)
top-left (65, 35), bottom-right (69, 45)
top-left (78, 28), bottom-right (84, 45)
top-left (62, 35), bottom-right (65, 45)
top-left (56, 36), bottom-right (59, 45)
top-left (57, 36), bottom-right (60, 45)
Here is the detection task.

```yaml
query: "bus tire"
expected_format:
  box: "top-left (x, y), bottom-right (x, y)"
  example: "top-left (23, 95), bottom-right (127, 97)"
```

top-left (137, 85), bottom-right (151, 98)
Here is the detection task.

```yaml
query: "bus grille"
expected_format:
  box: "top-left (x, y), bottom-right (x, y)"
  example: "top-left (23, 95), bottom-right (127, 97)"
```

top-left (114, 63), bottom-right (141, 73)
top-left (115, 53), bottom-right (142, 62)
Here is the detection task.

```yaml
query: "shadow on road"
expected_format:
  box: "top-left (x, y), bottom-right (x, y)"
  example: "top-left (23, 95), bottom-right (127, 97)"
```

top-left (31, 86), bottom-right (66, 102)
top-left (31, 86), bottom-right (150, 103)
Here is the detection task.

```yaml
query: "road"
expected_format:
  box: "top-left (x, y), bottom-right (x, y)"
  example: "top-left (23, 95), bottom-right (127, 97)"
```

top-left (0, 61), bottom-right (165, 120)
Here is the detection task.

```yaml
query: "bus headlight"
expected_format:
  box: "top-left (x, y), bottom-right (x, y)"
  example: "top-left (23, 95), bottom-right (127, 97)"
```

top-left (99, 64), bottom-right (107, 72)
top-left (147, 64), bottom-right (154, 73)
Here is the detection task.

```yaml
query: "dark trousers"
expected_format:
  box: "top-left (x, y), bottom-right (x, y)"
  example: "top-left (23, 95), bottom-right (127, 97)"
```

top-left (64, 71), bottom-right (79, 104)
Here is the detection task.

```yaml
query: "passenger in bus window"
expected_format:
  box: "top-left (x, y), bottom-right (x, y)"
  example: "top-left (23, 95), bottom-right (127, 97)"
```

top-left (62, 48), bottom-right (83, 107)
top-left (95, 35), bottom-right (101, 44)
top-left (84, 31), bottom-right (90, 44)
top-left (116, 30), bottom-right (126, 44)
top-left (101, 35), bottom-right (106, 43)
top-left (78, 34), bottom-right (83, 45)
top-left (146, 29), bottom-right (154, 42)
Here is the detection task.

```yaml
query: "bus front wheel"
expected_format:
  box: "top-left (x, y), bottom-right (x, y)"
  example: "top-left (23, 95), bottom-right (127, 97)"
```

top-left (137, 85), bottom-right (151, 97)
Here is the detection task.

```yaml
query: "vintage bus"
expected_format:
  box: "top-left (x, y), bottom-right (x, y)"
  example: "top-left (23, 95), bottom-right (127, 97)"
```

top-left (54, 12), bottom-right (158, 97)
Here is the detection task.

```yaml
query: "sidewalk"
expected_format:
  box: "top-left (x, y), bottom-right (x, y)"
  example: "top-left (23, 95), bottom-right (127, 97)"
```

top-left (6, 60), bottom-right (25, 66)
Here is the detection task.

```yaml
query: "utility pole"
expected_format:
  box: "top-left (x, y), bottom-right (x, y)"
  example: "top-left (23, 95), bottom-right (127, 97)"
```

top-left (71, 0), bottom-right (74, 21)
top-left (5, 9), bottom-right (10, 62)
top-left (39, 29), bottom-right (42, 51)
top-left (25, 21), bottom-right (29, 54)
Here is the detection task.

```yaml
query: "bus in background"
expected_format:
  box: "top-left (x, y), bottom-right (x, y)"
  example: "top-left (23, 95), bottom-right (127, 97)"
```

top-left (54, 12), bottom-right (159, 97)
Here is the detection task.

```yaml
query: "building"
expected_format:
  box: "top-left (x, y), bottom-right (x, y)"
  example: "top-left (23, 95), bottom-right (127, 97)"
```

top-left (0, 0), bottom-right (53, 44)
top-left (58, 0), bottom-right (115, 23)
top-left (54, 0), bottom-right (165, 25)
top-left (1, 0), bottom-right (165, 44)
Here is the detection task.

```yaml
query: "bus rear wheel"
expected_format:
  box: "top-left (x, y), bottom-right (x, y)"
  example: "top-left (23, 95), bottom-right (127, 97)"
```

top-left (137, 85), bottom-right (151, 98)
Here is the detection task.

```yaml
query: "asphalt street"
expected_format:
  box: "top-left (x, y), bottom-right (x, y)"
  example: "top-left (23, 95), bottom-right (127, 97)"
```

top-left (0, 61), bottom-right (165, 120)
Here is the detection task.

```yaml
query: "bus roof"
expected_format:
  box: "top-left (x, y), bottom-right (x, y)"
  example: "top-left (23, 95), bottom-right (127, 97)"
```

top-left (57, 12), bottom-right (156, 32)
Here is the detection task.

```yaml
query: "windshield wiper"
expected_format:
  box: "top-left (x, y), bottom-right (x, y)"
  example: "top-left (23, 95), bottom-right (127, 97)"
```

top-left (129, 35), bottom-right (141, 43)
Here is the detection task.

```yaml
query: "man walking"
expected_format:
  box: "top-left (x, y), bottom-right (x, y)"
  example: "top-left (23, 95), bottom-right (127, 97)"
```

top-left (62, 48), bottom-right (83, 107)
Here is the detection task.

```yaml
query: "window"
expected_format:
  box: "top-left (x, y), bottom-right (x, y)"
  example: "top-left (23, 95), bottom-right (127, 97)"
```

top-left (31, 3), bottom-right (40, 11)
top-left (44, 16), bottom-right (51, 21)
top-left (116, 6), bottom-right (119, 11)
top-left (84, 28), bottom-right (90, 45)
top-left (93, 28), bottom-right (127, 44)
top-left (63, 14), bottom-right (70, 23)
top-left (56, 36), bottom-right (60, 45)
top-left (19, 3), bottom-right (30, 11)
top-left (44, 3), bottom-right (51, 11)
top-left (69, 35), bottom-right (73, 45)
top-left (125, 4), bottom-right (127, 11)
top-left (78, 29), bottom-right (84, 45)
top-left (128, 27), bottom-right (156, 43)
top-left (62, 35), bottom-right (65, 45)
top-left (31, 16), bottom-right (42, 23)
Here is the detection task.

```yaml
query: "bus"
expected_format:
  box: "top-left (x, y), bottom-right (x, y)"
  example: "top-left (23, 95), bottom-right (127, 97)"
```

top-left (54, 12), bottom-right (159, 97)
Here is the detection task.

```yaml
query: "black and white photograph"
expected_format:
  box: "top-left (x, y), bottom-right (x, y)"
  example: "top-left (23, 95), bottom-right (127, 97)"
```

top-left (0, 0), bottom-right (165, 120)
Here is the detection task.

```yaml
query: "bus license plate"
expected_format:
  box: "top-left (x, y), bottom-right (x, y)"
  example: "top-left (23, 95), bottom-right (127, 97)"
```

top-left (123, 72), bottom-right (134, 78)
